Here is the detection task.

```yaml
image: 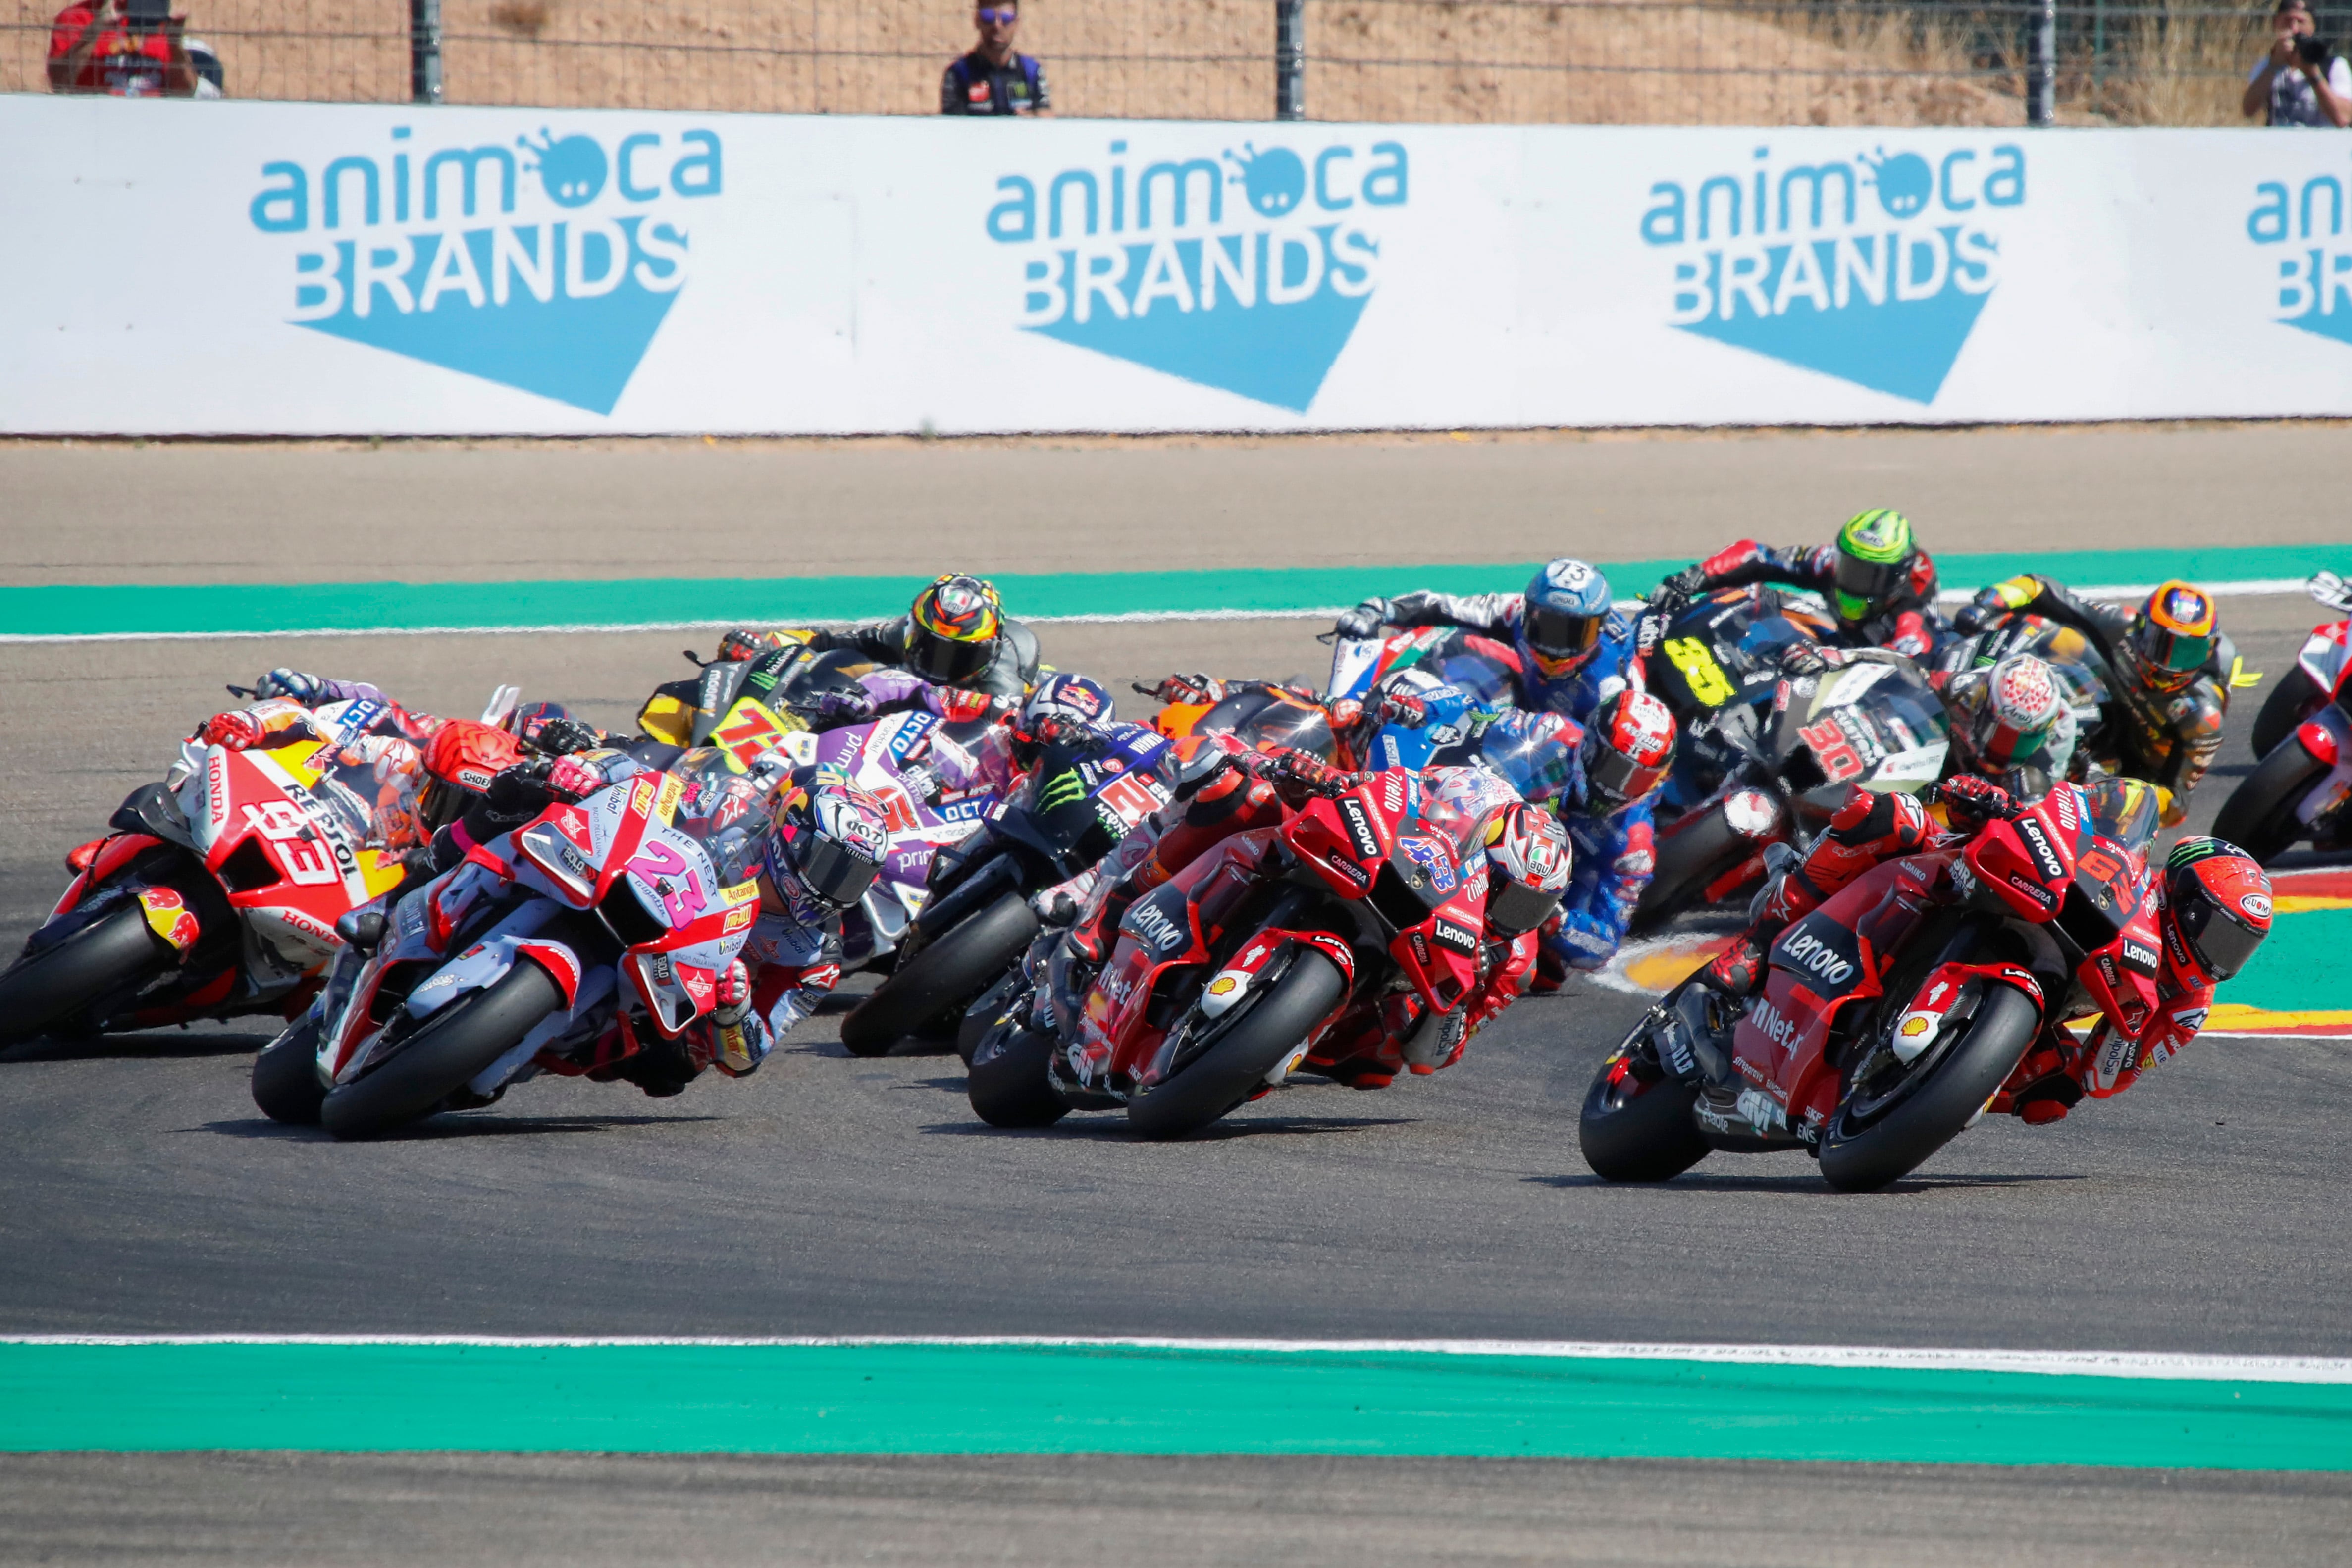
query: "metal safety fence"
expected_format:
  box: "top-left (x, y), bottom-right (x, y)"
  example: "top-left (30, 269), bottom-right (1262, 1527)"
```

top-left (0, 0), bottom-right (2319, 126)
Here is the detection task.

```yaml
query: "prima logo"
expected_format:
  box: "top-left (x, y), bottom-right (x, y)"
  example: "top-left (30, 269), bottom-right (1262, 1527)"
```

top-left (1642, 144), bottom-right (2025, 404)
top-left (249, 125), bottom-right (722, 414)
top-left (988, 138), bottom-right (1408, 412)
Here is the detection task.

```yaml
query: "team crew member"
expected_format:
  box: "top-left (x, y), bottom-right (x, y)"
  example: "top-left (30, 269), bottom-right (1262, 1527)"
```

top-left (1330, 558), bottom-right (1645, 726)
top-left (940, 0), bottom-right (1050, 115)
top-left (1649, 509), bottom-right (1946, 660)
top-left (716, 573), bottom-right (1044, 701)
top-left (1959, 575), bottom-right (2235, 825)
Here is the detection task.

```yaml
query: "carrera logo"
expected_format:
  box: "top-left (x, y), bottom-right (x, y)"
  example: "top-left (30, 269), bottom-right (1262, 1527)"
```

top-left (2005, 873), bottom-right (2057, 910)
top-left (1338, 797), bottom-right (1383, 862)
top-left (1777, 927), bottom-right (1857, 988)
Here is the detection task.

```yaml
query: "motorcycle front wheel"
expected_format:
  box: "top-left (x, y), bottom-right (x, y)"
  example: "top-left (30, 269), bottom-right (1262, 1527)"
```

top-left (251, 1013), bottom-right (327, 1125)
top-left (840, 893), bottom-right (1039, 1058)
top-left (1126, 947), bottom-right (1346, 1141)
top-left (1818, 982), bottom-right (2040, 1193)
top-left (966, 1023), bottom-right (1068, 1128)
top-left (0, 905), bottom-right (175, 1048)
top-left (2250, 667), bottom-right (2319, 762)
top-left (319, 960), bottom-right (562, 1140)
top-left (2212, 738), bottom-right (2330, 866)
top-left (1579, 1046), bottom-right (1710, 1182)
top-left (1631, 808), bottom-right (1757, 935)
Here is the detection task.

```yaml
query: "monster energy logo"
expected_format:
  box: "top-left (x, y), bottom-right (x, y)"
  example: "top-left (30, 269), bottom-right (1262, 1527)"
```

top-left (1038, 771), bottom-right (1087, 810)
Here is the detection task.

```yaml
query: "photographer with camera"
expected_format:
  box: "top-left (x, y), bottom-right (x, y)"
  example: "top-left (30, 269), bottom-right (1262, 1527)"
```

top-left (47, 0), bottom-right (215, 97)
top-left (2245, 0), bottom-right (2351, 127)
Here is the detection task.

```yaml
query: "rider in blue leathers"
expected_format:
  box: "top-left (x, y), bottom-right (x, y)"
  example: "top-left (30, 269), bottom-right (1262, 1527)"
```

top-left (1329, 558), bottom-right (1645, 727)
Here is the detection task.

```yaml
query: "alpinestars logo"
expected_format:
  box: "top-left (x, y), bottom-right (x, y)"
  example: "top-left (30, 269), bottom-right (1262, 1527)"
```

top-left (250, 124), bottom-right (722, 414)
top-left (1643, 143), bottom-right (2026, 404)
top-left (990, 138), bottom-right (1408, 412)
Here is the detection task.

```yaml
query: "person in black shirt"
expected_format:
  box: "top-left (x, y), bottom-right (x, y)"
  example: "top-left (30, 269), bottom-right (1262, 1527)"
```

top-left (941, 0), bottom-right (1050, 115)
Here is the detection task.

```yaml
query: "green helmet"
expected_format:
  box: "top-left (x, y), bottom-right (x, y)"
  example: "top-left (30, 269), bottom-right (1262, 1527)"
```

top-left (1831, 508), bottom-right (1915, 624)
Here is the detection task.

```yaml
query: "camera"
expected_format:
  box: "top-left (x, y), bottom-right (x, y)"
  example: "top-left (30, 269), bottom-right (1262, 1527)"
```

top-left (124, 0), bottom-right (169, 31)
top-left (2298, 34), bottom-right (2334, 63)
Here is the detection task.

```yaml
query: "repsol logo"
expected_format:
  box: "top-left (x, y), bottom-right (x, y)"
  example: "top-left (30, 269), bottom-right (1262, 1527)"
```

top-left (1642, 144), bottom-right (2025, 405)
top-left (248, 124), bottom-right (721, 415)
top-left (1778, 929), bottom-right (1857, 988)
top-left (990, 138), bottom-right (1408, 413)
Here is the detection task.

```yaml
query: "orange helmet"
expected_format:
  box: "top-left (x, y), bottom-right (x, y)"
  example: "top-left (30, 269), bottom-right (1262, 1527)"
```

top-left (906, 574), bottom-right (1004, 686)
top-left (2125, 581), bottom-right (2218, 695)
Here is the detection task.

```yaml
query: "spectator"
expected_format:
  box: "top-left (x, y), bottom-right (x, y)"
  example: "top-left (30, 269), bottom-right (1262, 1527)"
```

top-left (940, 0), bottom-right (1050, 116)
top-left (2244, 0), bottom-right (2351, 127)
top-left (48, 0), bottom-right (206, 97)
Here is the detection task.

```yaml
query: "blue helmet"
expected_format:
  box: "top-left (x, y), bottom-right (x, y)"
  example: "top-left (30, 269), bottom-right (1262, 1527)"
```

top-left (1520, 559), bottom-right (1613, 682)
top-left (1023, 672), bottom-right (1114, 730)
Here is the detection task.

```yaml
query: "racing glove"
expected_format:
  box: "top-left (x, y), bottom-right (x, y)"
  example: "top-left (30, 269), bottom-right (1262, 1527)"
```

top-left (1778, 641), bottom-right (1852, 677)
top-left (716, 627), bottom-right (794, 663)
top-left (2311, 569), bottom-right (2352, 615)
top-left (933, 687), bottom-right (1007, 725)
top-left (544, 755), bottom-right (605, 803)
top-left (1649, 566), bottom-right (1710, 616)
top-left (1331, 599), bottom-right (1393, 642)
top-left (1937, 774), bottom-right (2022, 824)
top-left (1376, 689), bottom-right (1431, 729)
top-left (711, 959), bottom-right (753, 1024)
top-left (799, 686), bottom-right (877, 728)
top-left (254, 669), bottom-right (330, 705)
top-left (1145, 673), bottom-right (1227, 708)
top-left (197, 711), bottom-right (266, 750)
top-left (527, 715), bottom-right (604, 757)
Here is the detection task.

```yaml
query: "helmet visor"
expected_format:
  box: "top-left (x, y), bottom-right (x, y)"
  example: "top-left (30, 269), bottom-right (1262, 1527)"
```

top-left (1970, 705), bottom-right (2054, 770)
top-left (2134, 620), bottom-right (2213, 684)
top-left (2173, 896), bottom-right (2263, 983)
top-left (1586, 743), bottom-right (1669, 808)
top-left (907, 629), bottom-right (994, 685)
top-left (791, 832), bottom-right (883, 907)
top-left (1833, 551), bottom-right (1907, 622)
top-left (1486, 876), bottom-right (1560, 939)
top-left (1523, 603), bottom-right (1604, 666)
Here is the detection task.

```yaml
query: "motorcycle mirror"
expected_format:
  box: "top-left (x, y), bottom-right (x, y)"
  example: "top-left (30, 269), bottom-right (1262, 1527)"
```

top-left (335, 909), bottom-right (387, 954)
top-left (223, 684), bottom-right (259, 699)
top-left (682, 649), bottom-right (710, 668)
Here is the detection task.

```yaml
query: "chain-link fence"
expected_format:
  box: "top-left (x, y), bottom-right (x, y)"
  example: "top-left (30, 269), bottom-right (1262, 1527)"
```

top-left (0, 0), bottom-right (2311, 125)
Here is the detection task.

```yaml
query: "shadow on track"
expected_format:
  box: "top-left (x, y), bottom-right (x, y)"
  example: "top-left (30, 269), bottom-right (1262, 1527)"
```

top-left (923, 1115), bottom-right (1418, 1143)
top-left (1523, 1171), bottom-right (2089, 1195)
top-left (195, 1113), bottom-right (724, 1141)
top-left (2, 1031), bottom-right (275, 1063)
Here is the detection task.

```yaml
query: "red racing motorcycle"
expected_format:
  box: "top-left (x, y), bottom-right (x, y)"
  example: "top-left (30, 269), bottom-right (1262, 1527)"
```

top-left (2213, 570), bottom-right (2352, 863)
top-left (1581, 775), bottom-right (2164, 1192)
top-left (966, 769), bottom-right (1497, 1140)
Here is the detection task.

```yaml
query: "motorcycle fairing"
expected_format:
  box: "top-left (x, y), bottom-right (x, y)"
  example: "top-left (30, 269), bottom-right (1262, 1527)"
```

top-left (2297, 619), bottom-right (2350, 698)
top-left (2292, 709), bottom-right (2352, 827)
top-left (48, 831), bottom-right (165, 921)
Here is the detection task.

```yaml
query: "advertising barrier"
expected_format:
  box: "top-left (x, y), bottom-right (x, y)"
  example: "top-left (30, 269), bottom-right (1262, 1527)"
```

top-left (5, 96), bottom-right (2352, 435)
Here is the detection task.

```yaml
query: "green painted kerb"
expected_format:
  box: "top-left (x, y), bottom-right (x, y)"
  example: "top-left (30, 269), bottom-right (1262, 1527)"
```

top-left (4, 1343), bottom-right (2350, 1467)
top-left (2, 545), bottom-right (2344, 640)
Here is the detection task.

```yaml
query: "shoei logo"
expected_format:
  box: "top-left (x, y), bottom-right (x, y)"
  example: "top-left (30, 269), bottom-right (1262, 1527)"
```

top-left (988, 138), bottom-right (1408, 412)
top-left (249, 124), bottom-right (722, 414)
top-left (1641, 143), bottom-right (2025, 404)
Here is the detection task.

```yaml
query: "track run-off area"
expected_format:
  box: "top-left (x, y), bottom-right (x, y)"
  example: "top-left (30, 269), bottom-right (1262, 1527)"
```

top-left (3, 424), bottom-right (2352, 1564)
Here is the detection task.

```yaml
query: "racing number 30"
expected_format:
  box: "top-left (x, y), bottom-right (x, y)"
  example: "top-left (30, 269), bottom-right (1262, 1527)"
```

top-left (1798, 718), bottom-right (1866, 784)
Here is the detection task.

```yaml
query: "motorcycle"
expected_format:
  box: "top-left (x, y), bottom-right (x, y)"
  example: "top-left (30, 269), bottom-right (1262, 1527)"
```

top-left (1642, 586), bottom-right (1838, 818)
top-left (1150, 680), bottom-right (1346, 762)
top-left (838, 718), bottom-right (1168, 1057)
top-left (1631, 652), bottom-right (1950, 933)
top-left (2213, 572), bottom-right (2352, 864)
top-left (965, 767), bottom-right (1494, 1140)
top-left (1324, 625), bottom-right (1521, 714)
top-left (261, 749), bottom-right (764, 1139)
top-left (1581, 774), bottom-right (2164, 1192)
top-left (0, 696), bottom-right (414, 1048)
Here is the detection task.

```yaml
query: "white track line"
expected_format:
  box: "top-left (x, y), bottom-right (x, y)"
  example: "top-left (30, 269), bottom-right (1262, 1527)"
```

top-left (7, 1336), bottom-right (2348, 1383)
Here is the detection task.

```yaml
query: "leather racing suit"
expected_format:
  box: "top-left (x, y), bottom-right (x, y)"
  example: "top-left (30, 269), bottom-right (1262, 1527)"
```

top-left (1672, 542), bottom-right (1946, 660)
top-left (189, 678), bottom-right (449, 858)
top-left (1372, 590), bottom-right (1646, 724)
top-left (721, 615), bottom-right (1044, 701)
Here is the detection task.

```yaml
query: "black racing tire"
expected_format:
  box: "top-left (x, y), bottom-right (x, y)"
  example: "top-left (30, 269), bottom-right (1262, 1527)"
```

top-left (1126, 948), bottom-right (1347, 1141)
top-left (1631, 809), bottom-right (1755, 935)
top-left (958, 969), bottom-right (1025, 1067)
top-left (2212, 738), bottom-right (2330, 867)
top-left (2250, 667), bottom-right (2319, 763)
top-left (1578, 1054), bottom-right (1711, 1182)
top-left (841, 893), bottom-right (1039, 1058)
top-left (966, 1025), bottom-right (1069, 1128)
top-left (251, 1014), bottom-right (327, 1126)
top-left (1818, 983), bottom-right (2041, 1193)
top-left (0, 905), bottom-right (173, 1048)
top-left (319, 961), bottom-right (562, 1141)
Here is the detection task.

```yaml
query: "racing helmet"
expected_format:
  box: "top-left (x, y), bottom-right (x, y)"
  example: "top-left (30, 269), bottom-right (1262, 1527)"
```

top-left (1023, 672), bottom-right (1114, 730)
top-left (1483, 803), bottom-right (1573, 938)
top-left (1830, 508), bottom-right (1916, 626)
top-left (905, 574), bottom-right (1004, 686)
top-left (2124, 580), bottom-right (2219, 696)
top-left (2159, 838), bottom-right (2272, 987)
top-left (416, 720), bottom-right (527, 836)
top-left (1958, 653), bottom-right (2073, 778)
top-left (1578, 689), bottom-right (1677, 816)
top-left (1520, 558), bottom-right (1614, 682)
top-left (763, 770), bottom-right (891, 910)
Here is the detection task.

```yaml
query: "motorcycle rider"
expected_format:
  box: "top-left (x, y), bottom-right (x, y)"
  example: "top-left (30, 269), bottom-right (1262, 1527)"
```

top-left (1510, 691), bottom-right (1678, 989)
top-left (1328, 558), bottom-right (1644, 724)
top-left (1695, 777), bottom-right (2272, 1123)
top-left (1957, 576), bottom-right (2233, 826)
top-left (712, 573), bottom-right (1043, 700)
top-left (1938, 650), bottom-right (2078, 798)
top-left (1648, 509), bottom-right (1945, 660)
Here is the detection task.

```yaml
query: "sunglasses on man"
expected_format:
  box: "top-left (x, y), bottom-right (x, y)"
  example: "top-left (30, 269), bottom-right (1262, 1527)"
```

top-left (977, 6), bottom-right (1017, 21)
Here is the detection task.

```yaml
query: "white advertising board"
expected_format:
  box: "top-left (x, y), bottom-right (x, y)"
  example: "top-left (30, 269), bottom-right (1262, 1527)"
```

top-left (3, 95), bottom-right (2351, 434)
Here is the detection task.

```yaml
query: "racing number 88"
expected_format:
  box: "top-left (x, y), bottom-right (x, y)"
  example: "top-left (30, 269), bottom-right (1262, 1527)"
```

top-left (1661, 637), bottom-right (1737, 707)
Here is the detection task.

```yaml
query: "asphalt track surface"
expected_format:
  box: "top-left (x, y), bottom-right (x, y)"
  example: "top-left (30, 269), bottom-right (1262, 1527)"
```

top-left (4, 427), bottom-right (2351, 1563)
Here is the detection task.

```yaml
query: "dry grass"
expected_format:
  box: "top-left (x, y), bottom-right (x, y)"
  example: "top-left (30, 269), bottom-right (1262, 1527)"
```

top-left (0, 0), bottom-right (2274, 127)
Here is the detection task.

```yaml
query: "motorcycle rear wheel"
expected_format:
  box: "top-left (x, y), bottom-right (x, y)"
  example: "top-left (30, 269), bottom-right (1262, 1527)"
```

top-left (0, 906), bottom-right (173, 1048)
top-left (1818, 983), bottom-right (2040, 1193)
top-left (251, 1014), bottom-right (327, 1126)
top-left (1126, 948), bottom-right (1346, 1141)
top-left (319, 961), bottom-right (562, 1140)
top-left (966, 1024), bottom-right (1069, 1128)
top-left (1631, 809), bottom-right (1755, 935)
top-left (840, 893), bottom-right (1039, 1058)
top-left (2212, 738), bottom-right (2330, 866)
top-left (2250, 667), bottom-right (2319, 763)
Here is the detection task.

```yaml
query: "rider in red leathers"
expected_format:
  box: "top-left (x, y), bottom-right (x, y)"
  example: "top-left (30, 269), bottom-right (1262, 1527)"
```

top-left (1698, 776), bottom-right (2273, 1124)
